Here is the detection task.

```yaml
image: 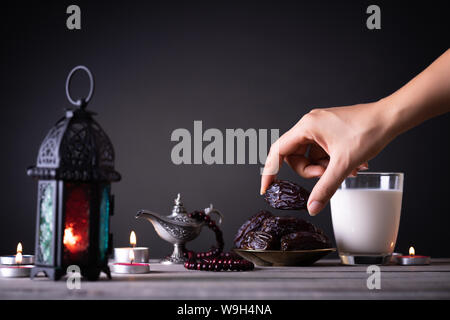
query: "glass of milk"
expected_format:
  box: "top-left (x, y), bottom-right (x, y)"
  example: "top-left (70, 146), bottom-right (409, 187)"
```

top-left (330, 172), bottom-right (404, 265)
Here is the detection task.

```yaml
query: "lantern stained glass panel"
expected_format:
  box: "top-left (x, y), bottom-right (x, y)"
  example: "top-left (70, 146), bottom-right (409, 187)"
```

top-left (63, 183), bottom-right (90, 265)
top-left (38, 181), bottom-right (55, 265)
top-left (99, 185), bottom-right (110, 261)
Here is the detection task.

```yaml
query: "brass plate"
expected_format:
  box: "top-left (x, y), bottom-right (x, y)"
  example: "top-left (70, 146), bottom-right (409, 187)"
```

top-left (233, 248), bottom-right (336, 266)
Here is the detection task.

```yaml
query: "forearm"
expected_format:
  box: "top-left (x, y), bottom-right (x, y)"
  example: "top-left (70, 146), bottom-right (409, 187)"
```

top-left (381, 49), bottom-right (450, 137)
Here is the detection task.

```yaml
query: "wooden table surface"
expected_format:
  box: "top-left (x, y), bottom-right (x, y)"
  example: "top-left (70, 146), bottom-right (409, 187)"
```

top-left (1, 259), bottom-right (450, 300)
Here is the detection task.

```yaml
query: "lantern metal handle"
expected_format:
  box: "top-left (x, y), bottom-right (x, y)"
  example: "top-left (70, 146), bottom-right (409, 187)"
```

top-left (65, 65), bottom-right (95, 108)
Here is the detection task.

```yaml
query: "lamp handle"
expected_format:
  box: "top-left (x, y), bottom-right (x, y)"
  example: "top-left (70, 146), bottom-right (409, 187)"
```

top-left (204, 204), bottom-right (223, 226)
top-left (65, 65), bottom-right (95, 109)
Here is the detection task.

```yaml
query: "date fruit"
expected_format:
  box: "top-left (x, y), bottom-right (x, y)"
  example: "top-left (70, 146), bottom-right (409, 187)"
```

top-left (260, 216), bottom-right (316, 239)
top-left (263, 180), bottom-right (310, 210)
top-left (233, 210), bottom-right (272, 248)
top-left (280, 231), bottom-right (331, 251)
top-left (241, 231), bottom-right (278, 250)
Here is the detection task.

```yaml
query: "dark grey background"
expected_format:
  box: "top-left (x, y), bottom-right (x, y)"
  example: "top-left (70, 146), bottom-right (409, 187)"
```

top-left (1, 1), bottom-right (449, 259)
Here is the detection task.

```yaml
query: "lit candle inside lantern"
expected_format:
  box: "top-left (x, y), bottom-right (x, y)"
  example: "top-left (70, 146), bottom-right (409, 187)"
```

top-left (0, 243), bottom-right (34, 278)
top-left (63, 226), bottom-right (81, 253)
top-left (396, 246), bottom-right (431, 265)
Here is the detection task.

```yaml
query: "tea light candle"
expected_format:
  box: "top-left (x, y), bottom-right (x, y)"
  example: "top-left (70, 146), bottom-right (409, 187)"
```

top-left (0, 243), bottom-right (34, 278)
top-left (111, 249), bottom-right (150, 274)
top-left (113, 231), bottom-right (149, 263)
top-left (397, 246), bottom-right (430, 265)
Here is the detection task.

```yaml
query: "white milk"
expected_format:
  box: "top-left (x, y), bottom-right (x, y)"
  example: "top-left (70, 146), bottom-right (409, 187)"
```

top-left (330, 189), bottom-right (402, 255)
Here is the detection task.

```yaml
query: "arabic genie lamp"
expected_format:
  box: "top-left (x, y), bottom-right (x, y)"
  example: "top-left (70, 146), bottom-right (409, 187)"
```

top-left (135, 193), bottom-right (223, 264)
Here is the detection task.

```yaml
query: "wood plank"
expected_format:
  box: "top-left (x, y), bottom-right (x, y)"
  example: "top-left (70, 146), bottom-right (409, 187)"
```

top-left (1, 259), bottom-right (449, 300)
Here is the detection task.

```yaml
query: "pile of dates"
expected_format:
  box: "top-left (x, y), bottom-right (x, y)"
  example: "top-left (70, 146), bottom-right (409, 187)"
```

top-left (234, 211), bottom-right (331, 250)
top-left (234, 180), bottom-right (331, 251)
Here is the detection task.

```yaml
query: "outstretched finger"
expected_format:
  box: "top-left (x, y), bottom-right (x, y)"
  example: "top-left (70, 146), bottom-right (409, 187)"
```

top-left (260, 128), bottom-right (310, 194)
top-left (307, 157), bottom-right (353, 216)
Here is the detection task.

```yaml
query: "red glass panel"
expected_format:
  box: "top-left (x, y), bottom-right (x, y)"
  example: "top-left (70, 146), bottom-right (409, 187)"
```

top-left (63, 183), bottom-right (90, 265)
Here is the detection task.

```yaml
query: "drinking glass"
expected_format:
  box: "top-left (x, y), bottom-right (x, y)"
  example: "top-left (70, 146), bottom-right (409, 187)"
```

top-left (330, 172), bottom-right (404, 265)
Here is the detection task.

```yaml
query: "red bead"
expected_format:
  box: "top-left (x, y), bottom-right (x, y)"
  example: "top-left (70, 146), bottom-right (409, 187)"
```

top-left (183, 217), bottom-right (252, 272)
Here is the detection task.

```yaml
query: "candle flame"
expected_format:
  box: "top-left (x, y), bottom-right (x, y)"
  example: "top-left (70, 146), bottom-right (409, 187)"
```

top-left (129, 249), bottom-right (135, 264)
top-left (15, 242), bottom-right (23, 264)
top-left (130, 231), bottom-right (137, 247)
top-left (409, 246), bottom-right (415, 256)
top-left (64, 227), bottom-right (80, 246)
top-left (16, 252), bottom-right (23, 264)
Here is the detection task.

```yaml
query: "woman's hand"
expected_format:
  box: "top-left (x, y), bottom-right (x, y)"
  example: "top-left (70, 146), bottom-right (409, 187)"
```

top-left (260, 101), bottom-right (398, 216)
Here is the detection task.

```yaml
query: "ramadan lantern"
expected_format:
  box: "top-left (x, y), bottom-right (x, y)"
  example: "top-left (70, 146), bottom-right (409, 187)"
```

top-left (27, 66), bottom-right (121, 280)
